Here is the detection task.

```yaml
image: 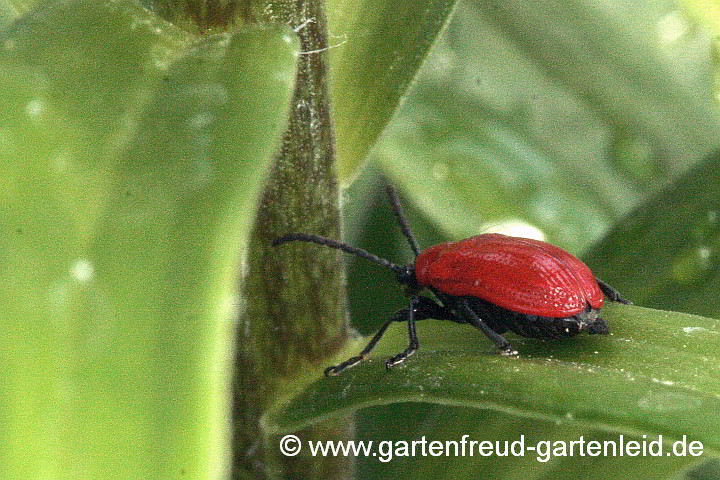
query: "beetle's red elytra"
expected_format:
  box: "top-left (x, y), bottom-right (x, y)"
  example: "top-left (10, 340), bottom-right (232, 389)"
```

top-left (415, 234), bottom-right (605, 317)
top-left (273, 186), bottom-right (630, 375)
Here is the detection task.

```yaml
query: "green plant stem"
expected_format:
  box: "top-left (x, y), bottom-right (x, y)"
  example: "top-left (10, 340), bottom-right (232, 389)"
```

top-left (232, 1), bottom-right (350, 479)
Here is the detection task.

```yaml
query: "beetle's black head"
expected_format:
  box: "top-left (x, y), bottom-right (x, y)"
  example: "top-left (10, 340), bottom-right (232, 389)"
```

top-left (395, 264), bottom-right (420, 293)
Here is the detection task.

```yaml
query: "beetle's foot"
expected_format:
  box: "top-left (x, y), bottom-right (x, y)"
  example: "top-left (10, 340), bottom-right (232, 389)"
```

top-left (500, 344), bottom-right (518, 356)
top-left (385, 346), bottom-right (417, 370)
top-left (324, 355), bottom-right (364, 376)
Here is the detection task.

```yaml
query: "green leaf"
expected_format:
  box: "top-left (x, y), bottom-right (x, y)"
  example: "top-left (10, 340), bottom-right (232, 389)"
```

top-left (374, 0), bottom-right (720, 253)
top-left (0, 1), bottom-right (297, 479)
top-left (264, 304), bottom-right (720, 455)
top-left (682, 0), bottom-right (720, 39)
top-left (672, 458), bottom-right (720, 480)
top-left (0, 2), bottom-right (17, 28)
top-left (327, 0), bottom-right (459, 182)
top-left (354, 404), bottom-right (698, 479)
top-left (585, 150), bottom-right (720, 319)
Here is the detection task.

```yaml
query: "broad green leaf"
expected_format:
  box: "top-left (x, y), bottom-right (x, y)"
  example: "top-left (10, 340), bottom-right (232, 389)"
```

top-left (0, 2), bottom-right (17, 27)
top-left (0, 0), bottom-right (39, 26)
top-left (354, 404), bottom-right (697, 479)
top-left (264, 304), bottom-right (720, 456)
top-left (682, 0), bottom-right (720, 39)
top-left (5, 0), bottom-right (32, 12)
top-left (0, 2), bottom-right (297, 479)
top-left (374, 0), bottom-right (720, 253)
top-left (327, 0), bottom-right (459, 182)
top-left (0, 0), bottom-right (193, 245)
top-left (673, 458), bottom-right (720, 480)
top-left (585, 150), bottom-right (720, 319)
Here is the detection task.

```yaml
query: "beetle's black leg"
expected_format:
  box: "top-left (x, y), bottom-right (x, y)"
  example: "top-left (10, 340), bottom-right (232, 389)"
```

top-left (596, 278), bottom-right (632, 305)
top-left (386, 185), bottom-right (420, 256)
top-left (587, 317), bottom-right (609, 334)
top-left (324, 296), bottom-right (455, 375)
top-left (386, 296), bottom-right (420, 369)
top-left (324, 318), bottom-right (394, 376)
top-left (459, 298), bottom-right (518, 355)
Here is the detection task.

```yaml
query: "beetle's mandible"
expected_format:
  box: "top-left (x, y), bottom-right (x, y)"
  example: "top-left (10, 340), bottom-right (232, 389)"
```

top-left (272, 186), bottom-right (630, 375)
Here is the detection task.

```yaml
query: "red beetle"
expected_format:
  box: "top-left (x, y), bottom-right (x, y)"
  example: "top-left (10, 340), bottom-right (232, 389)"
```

top-left (273, 186), bottom-right (630, 375)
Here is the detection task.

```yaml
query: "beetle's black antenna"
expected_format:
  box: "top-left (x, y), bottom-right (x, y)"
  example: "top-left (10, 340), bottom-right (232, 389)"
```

top-left (272, 233), bottom-right (405, 274)
top-left (386, 185), bottom-right (420, 257)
